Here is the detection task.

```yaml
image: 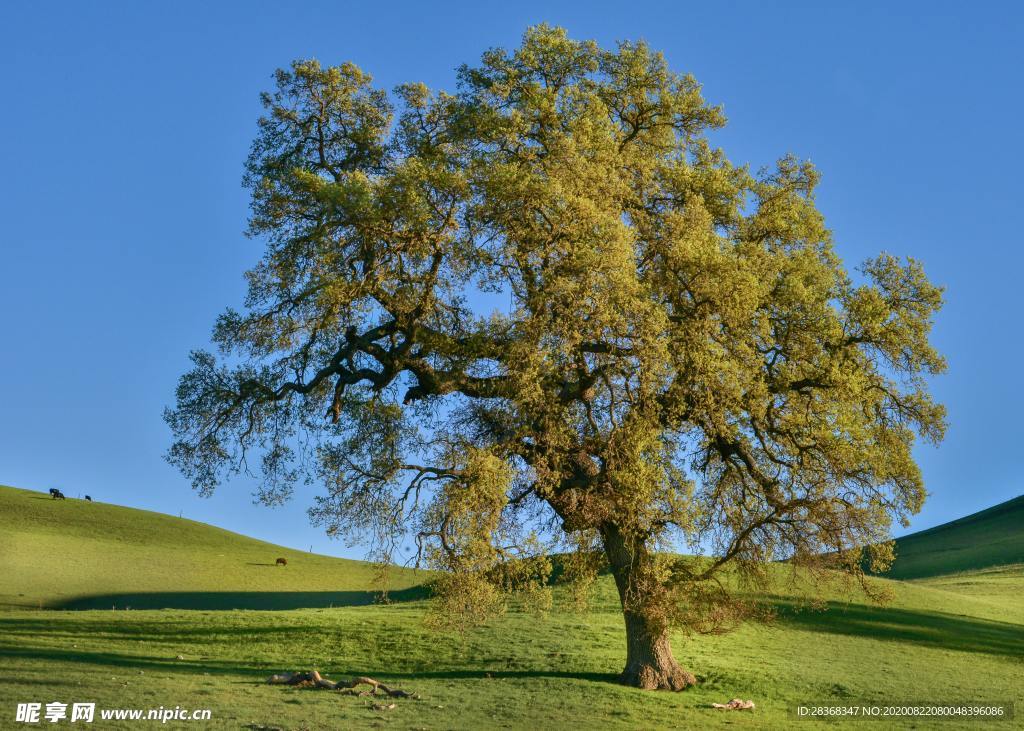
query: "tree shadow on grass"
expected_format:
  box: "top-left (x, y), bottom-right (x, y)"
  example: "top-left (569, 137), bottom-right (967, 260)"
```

top-left (0, 615), bottom-right (320, 641)
top-left (0, 641), bottom-right (620, 687)
top-left (356, 668), bottom-right (622, 685)
top-left (0, 644), bottom-right (265, 677)
top-left (773, 599), bottom-right (1024, 657)
top-left (46, 586), bottom-right (430, 611)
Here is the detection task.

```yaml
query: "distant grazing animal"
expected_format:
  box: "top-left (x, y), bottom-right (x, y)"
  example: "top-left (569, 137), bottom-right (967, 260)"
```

top-left (50, 489), bottom-right (66, 500)
top-left (275, 557), bottom-right (288, 567)
top-left (84, 495), bottom-right (92, 502)
top-left (48, 488), bottom-right (60, 498)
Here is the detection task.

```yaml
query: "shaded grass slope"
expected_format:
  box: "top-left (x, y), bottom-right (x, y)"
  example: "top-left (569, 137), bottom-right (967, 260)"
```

top-left (885, 494), bottom-right (1024, 579)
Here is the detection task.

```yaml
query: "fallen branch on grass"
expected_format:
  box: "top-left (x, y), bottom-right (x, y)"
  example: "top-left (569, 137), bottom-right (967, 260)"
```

top-left (265, 671), bottom-right (418, 698)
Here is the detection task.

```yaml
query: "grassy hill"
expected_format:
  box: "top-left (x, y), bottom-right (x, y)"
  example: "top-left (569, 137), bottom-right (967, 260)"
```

top-left (0, 484), bottom-right (425, 610)
top-left (885, 494), bottom-right (1024, 580)
top-left (1, 483), bottom-right (1022, 729)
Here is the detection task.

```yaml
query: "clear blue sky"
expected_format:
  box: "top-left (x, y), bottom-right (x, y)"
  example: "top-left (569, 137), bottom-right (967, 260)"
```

top-left (1, 1), bottom-right (1021, 557)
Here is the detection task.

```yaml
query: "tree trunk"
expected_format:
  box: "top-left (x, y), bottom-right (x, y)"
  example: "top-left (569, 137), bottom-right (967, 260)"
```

top-left (601, 524), bottom-right (697, 691)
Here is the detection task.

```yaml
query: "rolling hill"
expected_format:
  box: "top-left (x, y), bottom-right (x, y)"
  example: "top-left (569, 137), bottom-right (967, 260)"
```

top-left (0, 484), bottom-right (426, 610)
top-left (886, 494), bottom-right (1024, 580)
top-left (5, 481), bottom-right (1022, 608)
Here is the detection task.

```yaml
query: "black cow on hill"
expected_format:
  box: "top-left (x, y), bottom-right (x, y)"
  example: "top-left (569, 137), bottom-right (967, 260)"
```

top-left (84, 495), bottom-right (92, 502)
top-left (50, 489), bottom-right (66, 500)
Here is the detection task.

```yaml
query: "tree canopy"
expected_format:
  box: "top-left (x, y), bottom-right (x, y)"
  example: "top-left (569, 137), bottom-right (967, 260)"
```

top-left (166, 25), bottom-right (945, 689)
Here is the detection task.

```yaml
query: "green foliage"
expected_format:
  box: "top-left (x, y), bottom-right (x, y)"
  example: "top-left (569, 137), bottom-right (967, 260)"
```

top-left (166, 26), bottom-right (946, 643)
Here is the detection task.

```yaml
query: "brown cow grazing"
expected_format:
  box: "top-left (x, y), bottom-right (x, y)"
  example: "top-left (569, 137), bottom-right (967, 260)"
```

top-left (275, 558), bottom-right (287, 566)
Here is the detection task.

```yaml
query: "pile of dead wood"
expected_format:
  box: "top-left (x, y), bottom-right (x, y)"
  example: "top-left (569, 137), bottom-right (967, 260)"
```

top-left (265, 670), bottom-right (418, 699)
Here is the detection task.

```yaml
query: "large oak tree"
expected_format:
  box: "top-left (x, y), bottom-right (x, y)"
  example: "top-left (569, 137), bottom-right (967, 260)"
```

top-left (167, 26), bottom-right (945, 690)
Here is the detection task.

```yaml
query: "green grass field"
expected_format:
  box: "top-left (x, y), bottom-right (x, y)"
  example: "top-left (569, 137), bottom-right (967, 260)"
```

top-left (1, 484), bottom-right (1022, 729)
top-left (0, 486), bottom-right (425, 611)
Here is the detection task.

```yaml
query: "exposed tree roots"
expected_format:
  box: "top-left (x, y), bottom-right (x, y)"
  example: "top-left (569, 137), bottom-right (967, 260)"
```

top-left (266, 670), bottom-right (419, 699)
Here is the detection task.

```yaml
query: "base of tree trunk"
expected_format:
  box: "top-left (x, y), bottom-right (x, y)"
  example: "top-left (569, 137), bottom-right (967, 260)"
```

top-left (620, 662), bottom-right (697, 691)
